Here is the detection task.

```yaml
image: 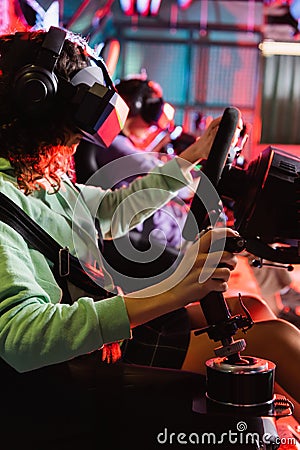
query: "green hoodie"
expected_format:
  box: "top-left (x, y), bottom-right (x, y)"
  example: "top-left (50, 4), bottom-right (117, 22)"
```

top-left (0, 156), bottom-right (192, 372)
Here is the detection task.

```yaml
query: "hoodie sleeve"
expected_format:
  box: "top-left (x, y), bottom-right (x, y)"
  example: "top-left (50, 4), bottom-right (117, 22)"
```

top-left (79, 157), bottom-right (194, 239)
top-left (0, 222), bottom-right (130, 373)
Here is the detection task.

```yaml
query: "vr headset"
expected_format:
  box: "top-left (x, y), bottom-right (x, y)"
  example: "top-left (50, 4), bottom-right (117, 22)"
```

top-left (12, 26), bottom-right (129, 148)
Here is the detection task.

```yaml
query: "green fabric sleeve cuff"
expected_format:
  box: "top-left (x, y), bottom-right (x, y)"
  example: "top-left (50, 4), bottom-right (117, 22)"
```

top-left (94, 295), bottom-right (131, 344)
top-left (151, 157), bottom-right (193, 191)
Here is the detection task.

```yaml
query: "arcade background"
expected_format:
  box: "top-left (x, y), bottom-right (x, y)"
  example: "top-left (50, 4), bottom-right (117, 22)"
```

top-left (3, 1), bottom-right (300, 157)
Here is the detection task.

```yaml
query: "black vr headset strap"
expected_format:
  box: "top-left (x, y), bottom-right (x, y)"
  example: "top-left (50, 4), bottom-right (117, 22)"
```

top-left (0, 192), bottom-right (109, 303)
top-left (94, 56), bottom-right (115, 90)
top-left (35, 26), bottom-right (66, 72)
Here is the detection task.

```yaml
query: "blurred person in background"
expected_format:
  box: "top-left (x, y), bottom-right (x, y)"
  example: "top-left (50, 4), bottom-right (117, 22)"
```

top-left (74, 74), bottom-right (198, 292)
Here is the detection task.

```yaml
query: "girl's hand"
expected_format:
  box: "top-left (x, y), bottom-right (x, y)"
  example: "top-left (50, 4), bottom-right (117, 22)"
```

top-left (124, 227), bottom-right (238, 328)
top-left (168, 227), bottom-right (239, 306)
top-left (178, 117), bottom-right (222, 165)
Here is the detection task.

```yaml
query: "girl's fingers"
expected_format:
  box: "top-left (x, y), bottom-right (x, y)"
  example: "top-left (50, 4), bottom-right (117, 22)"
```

top-left (198, 227), bottom-right (240, 253)
top-left (211, 267), bottom-right (232, 282)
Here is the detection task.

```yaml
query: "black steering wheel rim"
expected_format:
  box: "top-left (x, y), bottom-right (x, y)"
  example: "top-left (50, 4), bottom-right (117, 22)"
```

top-left (182, 107), bottom-right (240, 241)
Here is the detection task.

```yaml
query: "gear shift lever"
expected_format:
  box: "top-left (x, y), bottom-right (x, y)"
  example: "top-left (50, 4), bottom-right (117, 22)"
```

top-left (195, 236), bottom-right (292, 416)
top-left (195, 236), bottom-right (253, 364)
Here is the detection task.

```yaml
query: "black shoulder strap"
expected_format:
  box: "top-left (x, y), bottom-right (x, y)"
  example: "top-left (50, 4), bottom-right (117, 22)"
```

top-left (0, 192), bottom-right (110, 299)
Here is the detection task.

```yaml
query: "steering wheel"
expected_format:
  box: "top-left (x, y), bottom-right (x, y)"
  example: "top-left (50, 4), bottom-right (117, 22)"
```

top-left (182, 107), bottom-right (240, 242)
top-left (181, 107), bottom-right (253, 348)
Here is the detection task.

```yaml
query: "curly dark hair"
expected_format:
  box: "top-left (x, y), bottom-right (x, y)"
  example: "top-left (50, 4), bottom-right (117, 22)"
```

top-left (0, 29), bottom-right (90, 194)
